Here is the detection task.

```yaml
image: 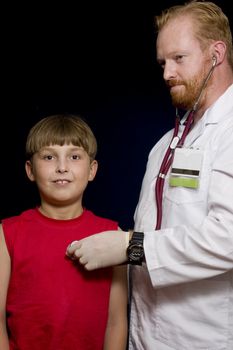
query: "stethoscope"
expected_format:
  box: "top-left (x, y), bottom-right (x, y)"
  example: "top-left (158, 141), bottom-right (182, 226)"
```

top-left (155, 56), bottom-right (217, 230)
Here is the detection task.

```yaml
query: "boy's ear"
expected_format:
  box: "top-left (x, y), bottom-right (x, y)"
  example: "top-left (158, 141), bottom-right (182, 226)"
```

top-left (25, 160), bottom-right (36, 182)
top-left (88, 160), bottom-right (98, 182)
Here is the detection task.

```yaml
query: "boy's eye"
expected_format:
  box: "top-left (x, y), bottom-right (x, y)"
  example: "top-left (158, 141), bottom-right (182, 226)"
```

top-left (71, 154), bottom-right (80, 160)
top-left (43, 155), bottom-right (54, 160)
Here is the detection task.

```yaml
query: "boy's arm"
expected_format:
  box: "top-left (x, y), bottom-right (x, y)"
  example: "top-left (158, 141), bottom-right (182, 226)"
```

top-left (0, 224), bottom-right (11, 350)
top-left (103, 264), bottom-right (128, 350)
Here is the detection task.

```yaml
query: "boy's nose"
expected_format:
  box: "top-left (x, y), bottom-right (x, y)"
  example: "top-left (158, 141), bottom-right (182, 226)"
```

top-left (56, 159), bottom-right (69, 173)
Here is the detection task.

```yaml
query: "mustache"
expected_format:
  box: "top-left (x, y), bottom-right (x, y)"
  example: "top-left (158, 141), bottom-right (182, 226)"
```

top-left (166, 80), bottom-right (186, 88)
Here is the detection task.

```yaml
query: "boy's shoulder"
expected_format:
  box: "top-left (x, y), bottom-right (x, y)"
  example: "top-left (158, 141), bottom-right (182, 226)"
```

top-left (2, 209), bottom-right (37, 226)
top-left (85, 209), bottom-right (118, 230)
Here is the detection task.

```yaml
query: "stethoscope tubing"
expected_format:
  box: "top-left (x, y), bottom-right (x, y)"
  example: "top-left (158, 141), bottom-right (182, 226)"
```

top-left (155, 110), bottom-right (194, 230)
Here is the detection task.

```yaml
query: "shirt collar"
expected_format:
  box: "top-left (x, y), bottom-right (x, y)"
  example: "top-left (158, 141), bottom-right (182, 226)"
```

top-left (180, 83), bottom-right (233, 126)
top-left (201, 83), bottom-right (233, 125)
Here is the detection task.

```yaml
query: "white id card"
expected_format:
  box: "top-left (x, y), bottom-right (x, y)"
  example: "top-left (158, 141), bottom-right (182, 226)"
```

top-left (169, 147), bottom-right (203, 189)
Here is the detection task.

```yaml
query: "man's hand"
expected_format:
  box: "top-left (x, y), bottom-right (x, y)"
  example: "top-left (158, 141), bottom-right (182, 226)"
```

top-left (66, 230), bottom-right (129, 270)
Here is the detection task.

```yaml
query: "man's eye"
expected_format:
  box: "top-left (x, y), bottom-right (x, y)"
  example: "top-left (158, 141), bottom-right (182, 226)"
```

top-left (175, 55), bottom-right (184, 62)
top-left (157, 60), bottom-right (165, 69)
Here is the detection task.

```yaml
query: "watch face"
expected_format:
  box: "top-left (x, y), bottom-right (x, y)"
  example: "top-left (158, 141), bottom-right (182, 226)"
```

top-left (128, 243), bottom-right (144, 262)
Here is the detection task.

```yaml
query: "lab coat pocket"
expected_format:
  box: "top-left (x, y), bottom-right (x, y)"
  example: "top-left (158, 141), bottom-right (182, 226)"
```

top-left (165, 152), bottom-right (209, 205)
top-left (165, 182), bottom-right (205, 204)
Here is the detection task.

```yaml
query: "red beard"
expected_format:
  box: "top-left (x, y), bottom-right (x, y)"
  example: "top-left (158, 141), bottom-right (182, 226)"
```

top-left (166, 63), bottom-right (212, 110)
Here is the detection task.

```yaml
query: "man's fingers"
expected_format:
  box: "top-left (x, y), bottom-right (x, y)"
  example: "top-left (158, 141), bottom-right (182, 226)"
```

top-left (79, 256), bottom-right (88, 265)
top-left (66, 240), bottom-right (82, 258)
top-left (66, 230), bottom-right (127, 269)
top-left (84, 261), bottom-right (99, 271)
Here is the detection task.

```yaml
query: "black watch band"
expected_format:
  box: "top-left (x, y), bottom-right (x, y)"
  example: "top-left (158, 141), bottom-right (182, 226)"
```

top-left (127, 231), bottom-right (144, 265)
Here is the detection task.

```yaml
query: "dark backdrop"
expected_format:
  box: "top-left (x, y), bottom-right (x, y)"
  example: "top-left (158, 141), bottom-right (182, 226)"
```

top-left (1, 1), bottom-right (232, 229)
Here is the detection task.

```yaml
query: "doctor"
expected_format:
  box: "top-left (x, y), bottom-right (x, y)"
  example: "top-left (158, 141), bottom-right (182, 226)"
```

top-left (67, 1), bottom-right (233, 349)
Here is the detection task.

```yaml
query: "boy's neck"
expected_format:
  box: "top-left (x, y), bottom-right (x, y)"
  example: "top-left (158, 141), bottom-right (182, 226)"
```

top-left (38, 204), bottom-right (84, 220)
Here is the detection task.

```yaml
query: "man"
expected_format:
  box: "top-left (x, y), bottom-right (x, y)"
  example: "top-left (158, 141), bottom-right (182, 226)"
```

top-left (67, 1), bottom-right (233, 349)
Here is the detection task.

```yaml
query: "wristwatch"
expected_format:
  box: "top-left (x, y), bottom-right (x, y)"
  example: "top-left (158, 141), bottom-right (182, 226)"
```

top-left (127, 231), bottom-right (144, 265)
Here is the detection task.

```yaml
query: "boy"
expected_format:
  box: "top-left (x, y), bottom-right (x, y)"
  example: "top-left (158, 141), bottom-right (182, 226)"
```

top-left (0, 114), bottom-right (128, 350)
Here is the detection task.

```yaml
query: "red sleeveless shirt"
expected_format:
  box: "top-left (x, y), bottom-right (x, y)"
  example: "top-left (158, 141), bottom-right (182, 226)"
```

top-left (3, 208), bottom-right (118, 350)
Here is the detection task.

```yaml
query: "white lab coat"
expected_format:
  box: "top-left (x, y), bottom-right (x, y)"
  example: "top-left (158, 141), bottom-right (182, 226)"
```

top-left (129, 84), bottom-right (233, 350)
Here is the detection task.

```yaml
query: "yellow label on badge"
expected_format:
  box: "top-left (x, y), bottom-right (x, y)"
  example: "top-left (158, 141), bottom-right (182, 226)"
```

top-left (169, 176), bottom-right (199, 188)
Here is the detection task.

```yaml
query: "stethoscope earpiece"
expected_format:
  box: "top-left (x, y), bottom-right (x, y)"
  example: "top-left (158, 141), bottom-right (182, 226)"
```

top-left (212, 56), bottom-right (217, 67)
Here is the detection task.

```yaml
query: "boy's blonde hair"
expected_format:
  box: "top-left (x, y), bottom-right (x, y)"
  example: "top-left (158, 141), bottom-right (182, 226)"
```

top-left (26, 114), bottom-right (97, 161)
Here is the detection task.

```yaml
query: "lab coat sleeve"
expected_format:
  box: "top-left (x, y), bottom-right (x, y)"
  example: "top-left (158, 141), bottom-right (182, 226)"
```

top-left (144, 124), bottom-right (233, 288)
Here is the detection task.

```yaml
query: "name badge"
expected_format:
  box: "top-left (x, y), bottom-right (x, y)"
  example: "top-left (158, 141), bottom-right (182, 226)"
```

top-left (169, 148), bottom-right (203, 189)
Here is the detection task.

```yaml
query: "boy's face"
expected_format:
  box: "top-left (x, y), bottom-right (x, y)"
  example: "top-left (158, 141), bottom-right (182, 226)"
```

top-left (25, 144), bottom-right (97, 208)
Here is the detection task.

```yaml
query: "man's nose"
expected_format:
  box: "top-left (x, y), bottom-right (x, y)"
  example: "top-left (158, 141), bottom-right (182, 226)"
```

top-left (163, 61), bottom-right (177, 81)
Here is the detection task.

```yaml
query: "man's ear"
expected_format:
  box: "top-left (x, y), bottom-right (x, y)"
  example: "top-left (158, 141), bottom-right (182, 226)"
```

top-left (88, 160), bottom-right (98, 182)
top-left (25, 160), bottom-right (36, 182)
top-left (211, 40), bottom-right (227, 66)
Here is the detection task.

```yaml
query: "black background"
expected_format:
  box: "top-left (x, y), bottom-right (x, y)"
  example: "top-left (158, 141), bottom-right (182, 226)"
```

top-left (1, 1), bottom-right (232, 229)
